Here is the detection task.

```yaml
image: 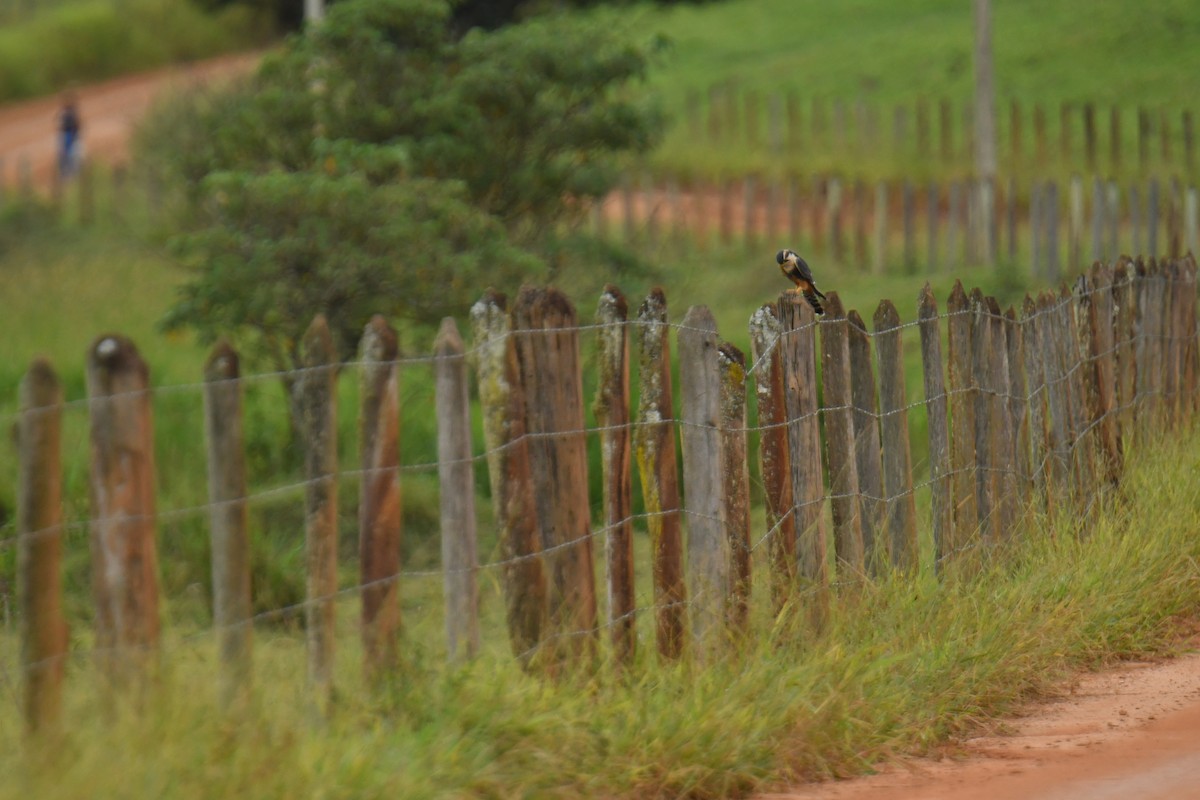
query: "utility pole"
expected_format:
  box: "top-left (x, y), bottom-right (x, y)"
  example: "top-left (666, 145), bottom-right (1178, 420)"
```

top-left (305, 0), bottom-right (325, 26)
top-left (973, 0), bottom-right (996, 179)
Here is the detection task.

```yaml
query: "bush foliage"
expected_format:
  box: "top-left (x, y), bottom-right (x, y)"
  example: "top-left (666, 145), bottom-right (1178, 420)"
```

top-left (138, 0), bottom-right (663, 374)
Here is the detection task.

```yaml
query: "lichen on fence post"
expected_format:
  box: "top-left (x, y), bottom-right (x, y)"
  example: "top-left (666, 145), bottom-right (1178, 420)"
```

top-left (470, 291), bottom-right (546, 665)
top-left (633, 289), bottom-right (686, 660)
top-left (295, 316), bottom-right (337, 714)
top-left (203, 341), bottom-right (252, 710)
top-left (86, 334), bottom-right (160, 698)
top-left (593, 286), bottom-right (635, 666)
top-left (435, 318), bottom-right (480, 664)
top-left (1021, 295), bottom-right (1049, 511)
top-left (358, 317), bottom-right (402, 683)
top-left (749, 304), bottom-right (796, 612)
top-left (17, 359), bottom-right (68, 736)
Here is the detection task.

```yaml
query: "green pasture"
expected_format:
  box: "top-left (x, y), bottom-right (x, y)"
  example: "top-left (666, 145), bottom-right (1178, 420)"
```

top-left (0, 0), bottom-right (269, 103)
top-left (592, 0), bottom-right (1200, 181)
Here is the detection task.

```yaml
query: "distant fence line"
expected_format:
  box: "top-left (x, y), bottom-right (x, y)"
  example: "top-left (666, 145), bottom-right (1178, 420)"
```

top-left (683, 87), bottom-right (1197, 179)
top-left (597, 173), bottom-right (1200, 280)
top-left (11, 251), bottom-right (1197, 734)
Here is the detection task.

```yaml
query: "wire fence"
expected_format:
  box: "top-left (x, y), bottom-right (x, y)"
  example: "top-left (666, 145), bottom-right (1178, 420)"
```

top-left (5, 253), bottom-right (1197, 733)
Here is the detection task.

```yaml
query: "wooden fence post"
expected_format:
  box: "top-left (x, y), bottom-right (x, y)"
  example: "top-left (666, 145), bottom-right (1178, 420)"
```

top-left (1021, 295), bottom-right (1049, 509)
top-left (1110, 106), bottom-right (1122, 174)
top-left (778, 294), bottom-right (829, 618)
top-left (902, 181), bottom-right (915, 268)
top-left (1149, 179), bottom-right (1160, 256)
top-left (17, 359), bottom-right (68, 736)
top-left (1067, 280), bottom-right (1098, 499)
top-left (203, 342), bottom-right (252, 709)
top-left (87, 335), bottom-right (160, 696)
top-left (634, 289), bottom-right (686, 660)
top-left (718, 343), bottom-right (751, 634)
top-left (1046, 181), bottom-right (1061, 283)
top-left (1037, 292), bottom-right (1070, 508)
top-left (359, 317), bottom-right (402, 682)
top-left (1091, 177), bottom-right (1105, 264)
top-left (918, 285), bottom-right (953, 565)
top-left (471, 291), bottom-right (546, 664)
top-left (874, 301), bottom-right (918, 570)
top-left (435, 318), bottom-right (480, 663)
top-left (1087, 265), bottom-right (1121, 483)
top-left (947, 180), bottom-right (962, 268)
top-left (946, 282), bottom-right (978, 548)
top-left (847, 310), bottom-right (884, 570)
top-left (1004, 308), bottom-right (1030, 518)
top-left (987, 298), bottom-right (1015, 537)
top-left (819, 293), bottom-right (864, 575)
top-left (1111, 261), bottom-right (1137, 449)
top-left (1069, 174), bottom-right (1083, 271)
top-left (749, 305), bottom-right (796, 611)
top-left (969, 290), bottom-right (997, 540)
top-left (513, 288), bottom-right (597, 665)
top-left (593, 286), bottom-right (635, 665)
top-left (678, 306), bottom-right (728, 654)
top-left (295, 317), bottom-right (337, 712)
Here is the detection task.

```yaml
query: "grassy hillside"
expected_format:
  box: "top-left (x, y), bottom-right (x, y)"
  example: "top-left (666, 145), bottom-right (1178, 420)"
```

top-left (0, 0), bottom-right (270, 102)
top-left (589, 0), bottom-right (1200, 178)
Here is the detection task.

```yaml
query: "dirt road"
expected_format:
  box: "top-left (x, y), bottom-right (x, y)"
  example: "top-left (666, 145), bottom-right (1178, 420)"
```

top-left (763, 651), bottom-right (1200, 800)
top-left (4, 53), bottom-right (1200, 800)
top-left (0, 51), bottom-right (260, 191)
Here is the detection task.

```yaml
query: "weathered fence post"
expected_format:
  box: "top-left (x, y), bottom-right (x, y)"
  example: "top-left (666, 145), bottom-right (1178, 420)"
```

top-left (203, 342), bottom-right (252, 709)
top-left (1111, 261), bottom-right (1138, 449)
top-left (1067, 280), bottom-right (1098, 500)
top-left (847, 310), bottom-right (884, 570)
top-left (471, 291), bottom-right (546, 665)
top-left (749, 305), bottom-right (796, 611)
top-left (634, 289), bottom-right (686, 660)
top-left (1003, 308), bottom-right (1030, 519)
top-left (1039, 292), bottom-right (1072, 507)
top-left (87, 335), bottom-right (160, 696)
top-left (970, 290), bottom-right (996, 540)
top-left (359, 317), bottom-right (402, 681)
top-left (778, 294), bottom-right (828, 618)
top-left (513, 288), bottom-right (597, 665)
top-left (718, 342), bottom-right (751, 634)
top-left (1087, 266), bottom-right (1121, 484)
top-left (1021, 295), bottom-right (1049, 510)
top-left (593, 286), bottom-right (635, 665)
top-left (874, 301), bottom-right (918, 570)
top-left (927, 182), bottom-right (940, 273)
top-left (295, 317), bottom-right (337, 712)
top-left (435, 318), bottom-right (480, 663)
top-left (946, 282), bottom-right (978, 548)
top-left (819, 293), bottom-right (864, 575)
top-left (918, 285), bottom-right (953, 565)
top-left (17, 359), bottom-right (68, 736)
top-left (678, 306), bottom-right (728, 654)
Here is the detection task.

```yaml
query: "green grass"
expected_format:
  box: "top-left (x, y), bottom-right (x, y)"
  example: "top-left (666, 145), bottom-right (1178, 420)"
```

top-left (0, 0), bottom-right (270, 103)
top-left (2, 425), bottom-right (1198, 799)
top-left (587, 0), bottom-right (1200, 181)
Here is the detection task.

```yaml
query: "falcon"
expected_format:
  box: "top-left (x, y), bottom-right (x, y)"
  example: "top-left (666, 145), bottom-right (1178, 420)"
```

top-left (776, 249), bottom-right (827, 315)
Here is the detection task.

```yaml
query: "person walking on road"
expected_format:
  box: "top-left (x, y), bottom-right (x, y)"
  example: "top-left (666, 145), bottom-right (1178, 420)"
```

top-left (57, 92), bottom-right (82, 179)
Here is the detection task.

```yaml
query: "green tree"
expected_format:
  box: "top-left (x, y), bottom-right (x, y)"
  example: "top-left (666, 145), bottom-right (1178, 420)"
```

top-left (138, 0), bottom-right (662, 376)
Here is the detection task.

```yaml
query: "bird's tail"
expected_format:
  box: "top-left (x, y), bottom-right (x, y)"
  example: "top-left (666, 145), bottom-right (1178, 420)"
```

top-left (803, 290), bottom-right (825, 316)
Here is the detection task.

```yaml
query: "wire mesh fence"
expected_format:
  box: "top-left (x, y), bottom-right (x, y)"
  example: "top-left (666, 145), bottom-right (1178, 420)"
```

top-left (5, 253), bottom-right (1197, 734)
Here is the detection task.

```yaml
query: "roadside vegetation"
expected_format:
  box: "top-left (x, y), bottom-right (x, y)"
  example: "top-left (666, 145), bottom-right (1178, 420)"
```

top-left (1, 0), bottom-right (1198, 796)
top-left (0, 0), bottom-right (270, 103)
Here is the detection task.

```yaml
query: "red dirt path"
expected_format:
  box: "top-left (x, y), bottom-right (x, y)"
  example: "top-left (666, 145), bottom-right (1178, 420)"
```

top-left (4, 53), bottom-right (1200, 800)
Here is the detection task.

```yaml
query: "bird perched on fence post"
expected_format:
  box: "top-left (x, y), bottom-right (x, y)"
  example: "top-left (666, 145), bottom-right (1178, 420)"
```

top-left (776, 249), bottom-right (827, 315)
